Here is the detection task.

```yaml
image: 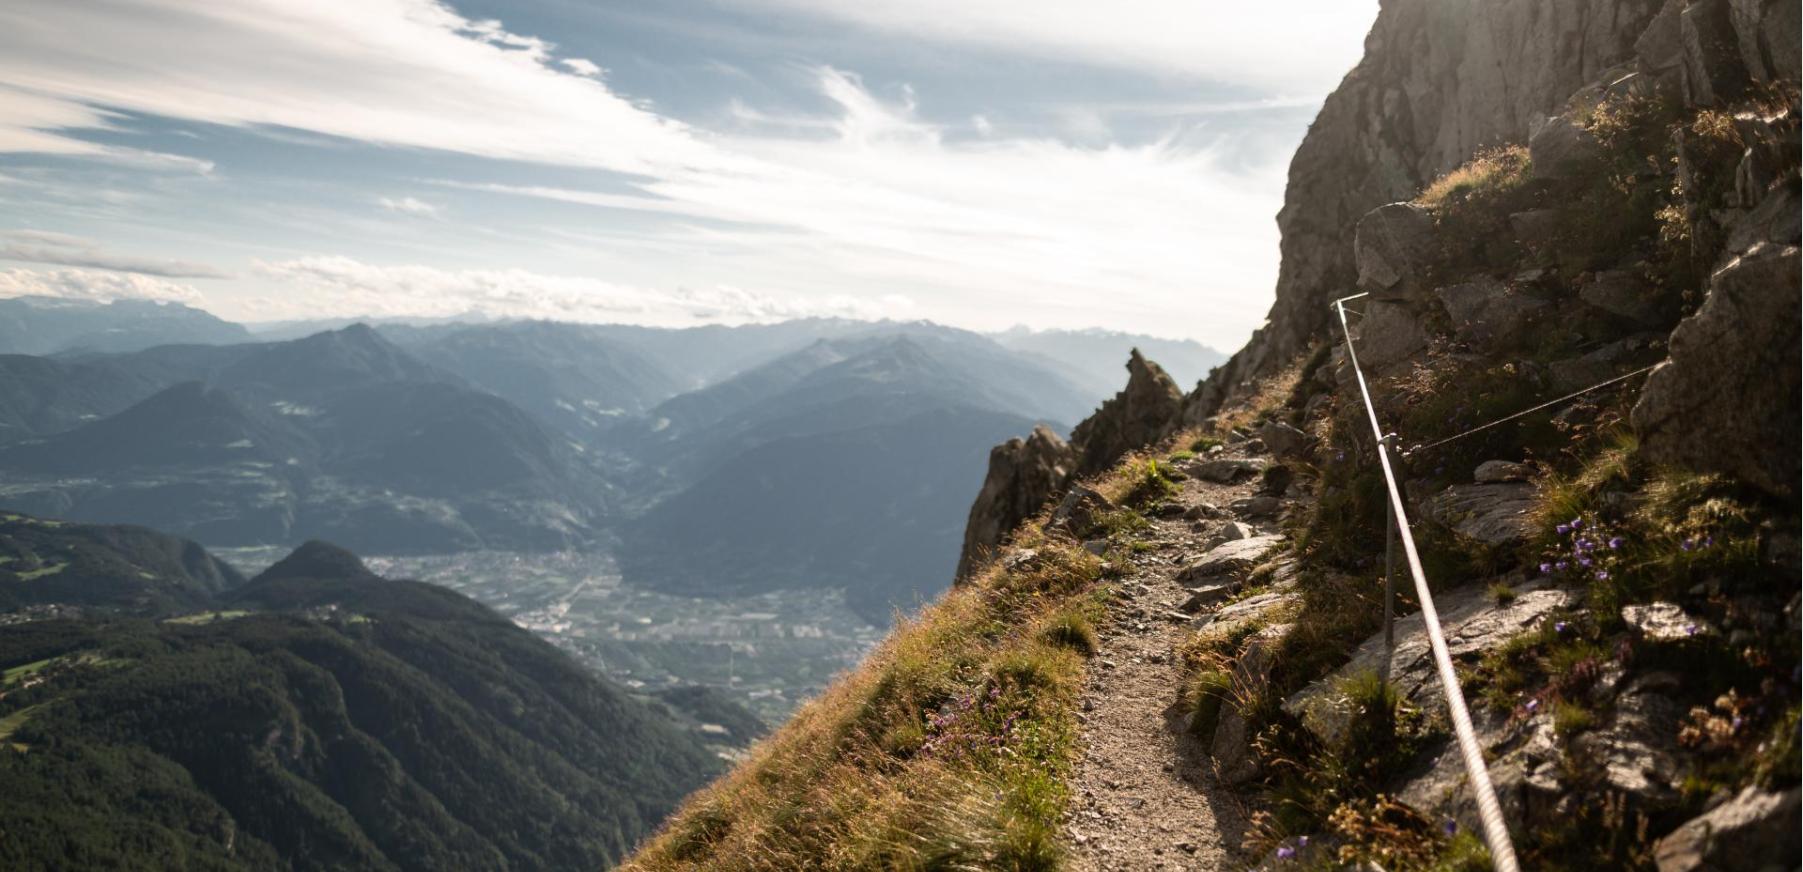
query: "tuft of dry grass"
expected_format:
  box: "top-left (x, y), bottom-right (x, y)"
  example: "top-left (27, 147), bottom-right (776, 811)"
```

top-left (1415, 145), bottom-right (1531, 210)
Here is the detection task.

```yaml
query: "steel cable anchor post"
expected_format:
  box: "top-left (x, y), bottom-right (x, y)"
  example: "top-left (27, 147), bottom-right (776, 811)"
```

top-left (1379, 432), bottom-right (1398, 650)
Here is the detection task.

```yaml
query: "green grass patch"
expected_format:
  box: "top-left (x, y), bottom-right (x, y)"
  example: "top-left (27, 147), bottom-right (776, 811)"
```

top-left (14, 561), bottom-right (69, 581)
top-left (163, 610), bottom-right (254, 625)
top-left (0, 704), bottom-right (43, 741)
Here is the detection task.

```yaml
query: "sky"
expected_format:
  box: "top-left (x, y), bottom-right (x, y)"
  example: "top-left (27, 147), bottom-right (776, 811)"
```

top-left (0, 0), bottom-right (1377, 348)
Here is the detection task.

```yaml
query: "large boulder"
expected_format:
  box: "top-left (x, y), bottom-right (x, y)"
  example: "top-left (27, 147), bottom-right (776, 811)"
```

top-left (1528, 114), bottom-right (1603, 181)
top-left (1579, 268), bottom-right (1676, 327)
top-left (1285, 579), bottom-right (1568, 748)
top-left (1634, 243), bottom-right (1801, 497)
top-left (1070, 349), bottom-right (1184, 477)
top-left (1438, 277), bottom-right (1554, 349)
top-left (1654, 785), bottom-right (1802, 871)
top-left (1353, 301), bottom-right (1433, 371)
top-left (955, 425), bottom-right (1076, 581)
top-left (1354, 203), bottom-right (1438, 301)
top-left (1422, 482), bottom-right (1539, 546)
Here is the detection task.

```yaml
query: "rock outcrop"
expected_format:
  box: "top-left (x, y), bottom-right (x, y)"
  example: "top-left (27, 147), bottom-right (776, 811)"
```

top-left (1189, 0), bottom-right (1666, 416)
top-left (955, 425), bottom-right (1077, 580)
top-left (1633, 242), bottom-right (1801, 497)
top-left (1070, 350), bottom-right (1184, 476)
top-left (956, 350), bottom-right (1184, 580)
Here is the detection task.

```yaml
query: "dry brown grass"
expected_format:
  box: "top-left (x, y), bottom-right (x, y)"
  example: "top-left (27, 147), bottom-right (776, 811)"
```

top-left (624, 522), bottom-right (1109, 871)
top-left (1414, 145), bottom-right (1531, 210)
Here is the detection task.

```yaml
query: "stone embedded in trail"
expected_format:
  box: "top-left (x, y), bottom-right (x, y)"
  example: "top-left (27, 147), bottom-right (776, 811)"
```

top-left (1256, 420), bottom-right (1312, 459)
top-left (1633, 242), bottom-right (1801, 497)
top-left (1177, 534), bottom-right (1283, 584)
top-left (1354, 203), bottom-right (1437, 301)
top-left (1182, 457), bottom-right (1266, 483)
top-left (1218, 521), bottom-right (1256, 543)
top-left (1231, 495), bottom-right (1283, 520)
top-left (1654, 785), bottom-right (1802, 872)
top-left (1421, 481), bottom-right (1538, 546)
top-left (1181, 581), bottom-right (1238, 614)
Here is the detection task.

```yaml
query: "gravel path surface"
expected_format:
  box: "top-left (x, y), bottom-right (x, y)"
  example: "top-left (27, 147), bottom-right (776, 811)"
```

top-left (1065, 465), bottom-right (1265, 871)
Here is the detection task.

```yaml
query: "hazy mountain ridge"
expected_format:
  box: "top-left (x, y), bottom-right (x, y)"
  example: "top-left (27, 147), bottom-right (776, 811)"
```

top-left (0, 296), bottom-right (251, 356)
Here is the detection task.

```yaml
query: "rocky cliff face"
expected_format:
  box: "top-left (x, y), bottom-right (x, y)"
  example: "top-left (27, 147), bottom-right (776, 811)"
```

top-left (1188, 0), bottom-right (1669, 416)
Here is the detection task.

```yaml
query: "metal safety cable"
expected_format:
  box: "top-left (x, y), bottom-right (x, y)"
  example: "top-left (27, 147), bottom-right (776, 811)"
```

top-left (1403, 364), bottom-right (1659, 458)
top-left (1331, 293), bottom-right (1523, 872)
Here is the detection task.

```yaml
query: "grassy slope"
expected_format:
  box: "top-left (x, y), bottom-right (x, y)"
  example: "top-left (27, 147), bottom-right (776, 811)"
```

top-left (624, 483), bottom-right (1146, 870)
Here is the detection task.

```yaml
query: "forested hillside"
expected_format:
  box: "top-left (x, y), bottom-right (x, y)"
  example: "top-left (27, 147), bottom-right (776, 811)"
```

top-left (0, 526), bottom-right (736, 871)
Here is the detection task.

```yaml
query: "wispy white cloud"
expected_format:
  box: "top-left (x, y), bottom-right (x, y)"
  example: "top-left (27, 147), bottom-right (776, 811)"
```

top-left (0, 229), bottom-right (230, 277)
top-left (376, 196), bottom-right (443, 218)
top-left (0, 1), bottom-right (723, 175)
top-left (0, 0), bottom-right (1356, 345)
top-left (709, 0), bottom-right (1377, 93)
top-left (0, 267), bottom-right (205, 303)
top-left (559, 58), bottom-right (604, 78)
top-left (251, 255), bottom-right (916, 325)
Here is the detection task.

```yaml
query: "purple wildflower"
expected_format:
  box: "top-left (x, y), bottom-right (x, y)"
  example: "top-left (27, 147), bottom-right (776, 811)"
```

top-left (1595, 570), bottom-right (1610, 581)
top-left (1276, 846), bottom-right (1297, 860)
top-left (1685, 623), bottom-right (1700, 636)
top-left (1556, 523), bottom-right (1571, 535)
top-left (1703, 536), bottom-right (1715, 547)
top-left (1608, 537), bottom-right (1624, 550)
top-left (1570, 518), bottom-right (1584, 531)
top-left (1298, 836), bottom-right (1310, 847)
top-left (1681, 539), bottom-right (1695, 551)
top-left (1539, 562), bottom-right (1553, 575)
top-left (1556, 560), bottom-right (1569, 571)
top-left (1443, 819), bottom-right (1459, 837)
top-left (1525, 698), bottom-right (1540, 713)
top-left (1554, 621), bottom-right (1570, 633)
top-left (1579, 556), bottom-right (1593, 568)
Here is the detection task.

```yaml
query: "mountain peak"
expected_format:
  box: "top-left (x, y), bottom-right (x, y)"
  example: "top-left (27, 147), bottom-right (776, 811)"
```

top-left (255, 540), bottom-right (375, 583)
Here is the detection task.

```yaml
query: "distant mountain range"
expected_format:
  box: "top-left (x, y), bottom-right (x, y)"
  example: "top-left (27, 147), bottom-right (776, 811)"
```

top-left (0, 296), bottom-right (250, 355)
top-left (0, 515), bottom-right (744, 870)
top-left (0, 301), bottom-right (1221, 620)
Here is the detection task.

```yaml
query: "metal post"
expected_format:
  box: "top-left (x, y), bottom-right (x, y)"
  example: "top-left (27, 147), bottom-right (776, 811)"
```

top-left (1381, 434), bottom-right (1397, 650)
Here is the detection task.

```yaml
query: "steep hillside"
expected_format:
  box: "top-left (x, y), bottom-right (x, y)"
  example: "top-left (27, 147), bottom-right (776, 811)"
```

top-left (629, 2), bottom-right (1799, 869)
top-left (0, 296), bottom-right (250, 356)
top-left (387, 320), bottom-right (684, 437)
top-left (0, 534), bottom-right (735, 871)
top-left (617, 330), bottom-right (1089, 623)
top-left (0, 511), bottom-right (243, 614)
